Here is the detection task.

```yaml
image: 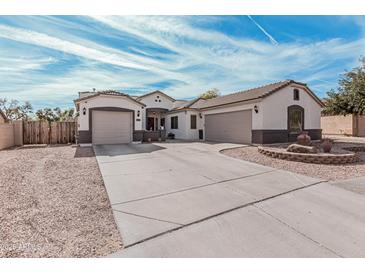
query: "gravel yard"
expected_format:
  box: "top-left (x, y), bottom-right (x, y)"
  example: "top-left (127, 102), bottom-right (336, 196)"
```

top-left (0, 145), bottom-right (122, 257)
top-left (222, 141), bottom-right (365, 181)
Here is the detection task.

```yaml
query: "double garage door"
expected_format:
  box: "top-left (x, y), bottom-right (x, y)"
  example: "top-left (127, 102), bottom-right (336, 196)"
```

top-left (205, 110), bottom-right (252, 144)
top-left (92, 110), bottom-right (132, 145)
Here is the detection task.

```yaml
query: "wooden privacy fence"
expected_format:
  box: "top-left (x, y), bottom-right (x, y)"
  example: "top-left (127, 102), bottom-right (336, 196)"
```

top-left (23, 121), bottom-right (77, 144)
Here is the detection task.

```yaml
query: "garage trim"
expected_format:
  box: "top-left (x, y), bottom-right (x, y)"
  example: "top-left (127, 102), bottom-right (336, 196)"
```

top-left (205, 109), bottom-right (252, 144)
top-left (78, 107), bottom-right (135, 143)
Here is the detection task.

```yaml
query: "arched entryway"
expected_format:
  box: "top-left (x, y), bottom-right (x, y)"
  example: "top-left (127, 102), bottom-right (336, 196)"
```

top-left (145, 108), bottom-right (168, 131)
top-left (287, 105), bottom-right (304, 141)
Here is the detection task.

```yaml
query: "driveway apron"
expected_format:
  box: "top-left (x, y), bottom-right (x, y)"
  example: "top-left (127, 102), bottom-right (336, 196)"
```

top-left (94, 142), bottom-right (326, 252)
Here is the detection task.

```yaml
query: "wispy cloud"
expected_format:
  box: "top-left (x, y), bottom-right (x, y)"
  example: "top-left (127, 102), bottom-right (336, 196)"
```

top-left (0, 16), bottom-right (365, 109)
top-left (247, 15), bottom-right (279, 45)
top-left (0, 24), bottom-right (153, 70)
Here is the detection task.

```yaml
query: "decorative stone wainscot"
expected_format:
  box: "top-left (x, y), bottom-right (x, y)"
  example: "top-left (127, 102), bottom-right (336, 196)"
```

top-left (258, 146), bottom-right (358, 164)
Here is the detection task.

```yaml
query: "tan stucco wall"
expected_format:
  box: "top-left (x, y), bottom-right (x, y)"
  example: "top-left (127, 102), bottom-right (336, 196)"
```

top-left (0, 121), bottom-right (23, 150)
top-left (321, 115), bottom-right (354, 136)
top-left (0, 123), bottom-right (15, 150)
top-left (13, 120), bottom-right (23, 146)
top-left (357, 116), bottom-right (365, 137)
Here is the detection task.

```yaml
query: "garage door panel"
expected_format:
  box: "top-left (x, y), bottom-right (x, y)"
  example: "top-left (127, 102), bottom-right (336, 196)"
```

top-left (205, 110), bottom-right (252, 144)
top-left (92, 111), bottom-right (132, 144)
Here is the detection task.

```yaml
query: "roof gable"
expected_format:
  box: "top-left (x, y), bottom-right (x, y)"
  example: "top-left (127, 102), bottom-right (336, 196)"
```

top-left (137, 90), bottom-right (175, 102)
top-left (287, 83), bottom-right (324, 107)
top-left (193, 80), bottom-right (323, 109)
top-left (74, 90), bottom-right (146, 106)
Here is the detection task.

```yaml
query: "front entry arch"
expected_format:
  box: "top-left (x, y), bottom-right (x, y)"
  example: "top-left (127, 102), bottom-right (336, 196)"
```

top-left (287, 105), bottom-right (304, 141)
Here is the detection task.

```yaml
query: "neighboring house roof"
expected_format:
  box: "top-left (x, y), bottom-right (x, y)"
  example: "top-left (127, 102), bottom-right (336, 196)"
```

top-left (74, 90), bottom-right (146, 106)
top-left (136, 90), bottom-right (176, 102)
top-left (0, 109), bottom-right (8, 122)
top-left (190, 80), bottom-right (324, 109)
top-left (78, 91), bottom-right (97, 99)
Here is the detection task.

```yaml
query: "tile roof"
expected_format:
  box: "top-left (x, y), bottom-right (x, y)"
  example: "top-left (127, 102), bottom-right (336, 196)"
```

top-left (190, 80), bottom-right (323, 109)
top-left (136, 90), bottom-right (176, 102)
top-left (74, 80), bottom-right (323, 111)
top-left (74, 90), bottom-right (146, 106)
top-left (171, 97), bottom-right (206, 110)
top-left (172, 99), bottom-right (190, 109)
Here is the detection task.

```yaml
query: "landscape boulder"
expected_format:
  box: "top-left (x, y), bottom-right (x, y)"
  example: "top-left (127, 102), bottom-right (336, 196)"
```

top-left (286, 144), bottom-right (317, 154)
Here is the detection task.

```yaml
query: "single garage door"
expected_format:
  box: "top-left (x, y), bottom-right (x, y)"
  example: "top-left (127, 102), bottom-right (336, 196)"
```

top-left (92, 110), bottom-right (132, 144)
top-left (205, 110), bottom-right (252, 143)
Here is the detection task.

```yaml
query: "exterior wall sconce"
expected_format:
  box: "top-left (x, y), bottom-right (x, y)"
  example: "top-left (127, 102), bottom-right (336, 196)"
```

top-left (137, 110), bottom-right (140, 117)
top-left (199, 113), bottom-right (203, 119)
top-left (82, 107), bottom-right (87, 115)
top-left (254, 105), bottom-right (259, 113)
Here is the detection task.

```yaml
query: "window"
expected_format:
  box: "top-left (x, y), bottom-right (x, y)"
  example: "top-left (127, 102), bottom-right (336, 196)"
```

top-left (288, 105), bottom-right (304, 134)
top-left (160, 118), bottom-right (165, 128)
top-left (190, 114), bottom-right (197, 129)
top-left (293, 89), bottom-right (300, 100)
top-left (171, 116), bottom-right (178, 129)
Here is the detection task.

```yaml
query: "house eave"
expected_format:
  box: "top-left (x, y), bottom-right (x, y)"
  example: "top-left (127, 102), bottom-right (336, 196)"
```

top-left (199, 98), bottom-right (262, 111)
top-left (74, 93), bottom-right (146, 107)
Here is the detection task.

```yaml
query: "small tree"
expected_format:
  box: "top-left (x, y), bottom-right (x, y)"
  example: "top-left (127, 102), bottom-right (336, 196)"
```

top-left (57, 108), bottom-right (75, 122)
top-left (35, 108), bottom-right (57, 122)
top-left (323, 57), bottom-right (365, 115)
top-left (199, 88), bottom-right (220, 99)
top-left (36, 107), bottom-right (75, 122)
top-left (0, 98), bottom-right (33, 120)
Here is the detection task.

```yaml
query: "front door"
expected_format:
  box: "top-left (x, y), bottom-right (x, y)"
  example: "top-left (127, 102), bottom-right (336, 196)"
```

top-left (288, 105), bottom-right (304, 141)
top-left (147, 117), bottom-right (155, 131)
top-left (160, 118), bottom-right (165, 129)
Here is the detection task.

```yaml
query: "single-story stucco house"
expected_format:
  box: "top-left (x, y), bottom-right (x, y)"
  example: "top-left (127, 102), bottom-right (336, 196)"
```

top-left (74, 80), bottom-right (324, 145)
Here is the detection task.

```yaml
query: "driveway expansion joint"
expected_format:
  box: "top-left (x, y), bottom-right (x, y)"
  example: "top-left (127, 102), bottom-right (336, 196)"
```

top-left (253, 204), bottom-right (343, 258)
top-left (111, 169), bottom-right (277, 206)
top-left (104, 168), bottom-right (174, 177)
top-left (122, 179), bottom-right (328, 249)
top-left (113, 209), bottom-right (184, 226)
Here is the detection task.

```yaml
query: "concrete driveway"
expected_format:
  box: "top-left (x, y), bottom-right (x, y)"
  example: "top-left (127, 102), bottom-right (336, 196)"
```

top-left (94, 141), bottom-right (365, 257)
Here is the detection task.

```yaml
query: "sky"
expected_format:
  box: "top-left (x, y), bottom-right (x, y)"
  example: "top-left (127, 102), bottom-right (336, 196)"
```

top-left (0, 15), bottom-right (365, 110)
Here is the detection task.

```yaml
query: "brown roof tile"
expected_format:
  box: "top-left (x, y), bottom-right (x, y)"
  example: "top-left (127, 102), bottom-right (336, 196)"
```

top-left (74, 90), bottom-right (146, 106)
top-left (191, 80), bottom-right (323, 109)
top-left (136, 90), bottom-right (176, 102)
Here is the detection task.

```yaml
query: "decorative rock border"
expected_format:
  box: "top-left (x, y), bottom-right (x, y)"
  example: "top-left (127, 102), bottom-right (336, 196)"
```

top-left (343, 146), bottom-right (365, 152)
top-left (258, 146), bottom-right (359, 164)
